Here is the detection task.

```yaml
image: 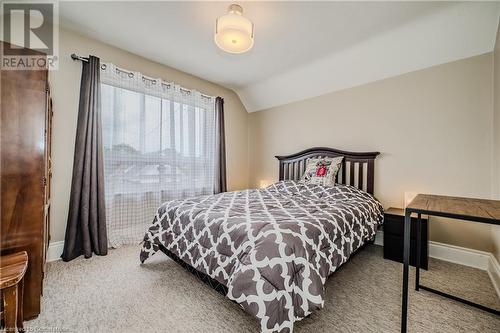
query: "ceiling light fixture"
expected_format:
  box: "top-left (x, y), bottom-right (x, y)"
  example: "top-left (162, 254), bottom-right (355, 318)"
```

top-left (215, 4), bottom-right (254, 54)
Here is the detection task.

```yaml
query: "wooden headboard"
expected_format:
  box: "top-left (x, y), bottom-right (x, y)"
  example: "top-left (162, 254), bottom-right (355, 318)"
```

top-left (275, 147), bottom-right (380, 194)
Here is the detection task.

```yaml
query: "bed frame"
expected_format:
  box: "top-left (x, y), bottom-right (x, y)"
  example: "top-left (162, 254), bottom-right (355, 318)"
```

top-left (159, 244), bottom-right (229, 296)
top-left (276, 147), bottom-right (380, 194)
top-left (159, 146), bottom-right (380, 297)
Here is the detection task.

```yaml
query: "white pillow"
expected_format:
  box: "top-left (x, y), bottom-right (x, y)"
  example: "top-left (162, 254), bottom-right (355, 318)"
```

top-left (299, 156), bottom-right (344, 187)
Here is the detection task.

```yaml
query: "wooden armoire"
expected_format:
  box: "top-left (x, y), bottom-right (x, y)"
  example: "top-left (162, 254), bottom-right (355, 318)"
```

top-left (1, 41), bottom-right (53, 319)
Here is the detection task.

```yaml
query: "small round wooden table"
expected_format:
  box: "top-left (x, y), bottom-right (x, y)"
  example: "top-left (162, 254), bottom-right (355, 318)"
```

top-left (1, 251), bottom-right (28, 332)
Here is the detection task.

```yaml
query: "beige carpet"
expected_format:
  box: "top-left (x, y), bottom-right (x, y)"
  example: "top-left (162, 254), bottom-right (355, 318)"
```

top-left (27, 245), bottom-right (499, 333)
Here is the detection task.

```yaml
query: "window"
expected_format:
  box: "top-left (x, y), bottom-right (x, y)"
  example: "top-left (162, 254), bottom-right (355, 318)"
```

top-left (100, 64), bottom-right (216, 246)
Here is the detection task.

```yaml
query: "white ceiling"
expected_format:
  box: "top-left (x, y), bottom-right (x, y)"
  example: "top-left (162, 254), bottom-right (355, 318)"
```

top-left (60, 1), bottom-right (500, 112)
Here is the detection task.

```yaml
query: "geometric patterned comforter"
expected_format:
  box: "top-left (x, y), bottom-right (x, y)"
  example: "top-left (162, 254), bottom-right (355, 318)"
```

top-left (140, 181), bottom-right (384, 332)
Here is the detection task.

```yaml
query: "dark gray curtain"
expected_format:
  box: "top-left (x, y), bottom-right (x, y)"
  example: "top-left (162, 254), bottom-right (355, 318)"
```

top-left (62, 55), bottom-right (107, 261)
top-left (214, 97), bottom-right (227, 193)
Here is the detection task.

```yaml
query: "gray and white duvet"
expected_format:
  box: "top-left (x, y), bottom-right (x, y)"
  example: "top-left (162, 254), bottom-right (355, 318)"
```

top-left (140, 180), bottom-right (383, 332)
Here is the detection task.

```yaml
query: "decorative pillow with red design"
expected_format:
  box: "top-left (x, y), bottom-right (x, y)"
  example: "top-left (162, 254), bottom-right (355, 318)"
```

top-left (299, 156), bottom-right (344, 187)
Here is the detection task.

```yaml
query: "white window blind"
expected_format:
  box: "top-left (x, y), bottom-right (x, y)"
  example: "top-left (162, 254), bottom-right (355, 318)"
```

top-left (100, 63), bottom-right (216, 247)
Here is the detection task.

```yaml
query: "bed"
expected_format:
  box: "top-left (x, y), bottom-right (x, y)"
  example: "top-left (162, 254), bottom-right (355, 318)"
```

top-left (140, 147), bottom-right (383, 332)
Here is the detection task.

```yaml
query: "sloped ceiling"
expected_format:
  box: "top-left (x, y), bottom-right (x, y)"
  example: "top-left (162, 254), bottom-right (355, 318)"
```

top-left (60, 1), bottom-right (500, 112)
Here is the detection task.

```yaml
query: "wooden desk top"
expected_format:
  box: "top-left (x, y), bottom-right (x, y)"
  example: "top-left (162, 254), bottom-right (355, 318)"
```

top-left (406, 194), bottom-right (500, 224)
top-left (0, 251), bottom-right (28, 289)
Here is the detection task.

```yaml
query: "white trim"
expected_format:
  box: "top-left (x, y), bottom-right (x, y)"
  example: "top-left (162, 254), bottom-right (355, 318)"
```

top-left (47, 241), bottom-right (64, 262)
top-left (428, 241), bottom-right (490, 270)
top-left (374, 230), bottom-right (384, 246)
top-left (487, 254), bottom-right (500, 298)
top-left (375, 230), bottom-right (500, 298)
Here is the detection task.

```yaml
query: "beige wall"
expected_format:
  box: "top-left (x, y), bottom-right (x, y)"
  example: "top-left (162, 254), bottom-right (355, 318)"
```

top-left (493, 22), bottom-right (500, 262)
top-left (248, 53), bottom-right (494, 252)
top-left (49, 28), bottom-right (248, 243)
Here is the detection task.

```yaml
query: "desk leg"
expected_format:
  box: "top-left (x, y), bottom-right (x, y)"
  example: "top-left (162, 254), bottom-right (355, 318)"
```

top-left (401, 210), bottom-right (411, 333)
top-left (3, 284), bottom-right (18, 332)
top-left (415, 213), bottom-right (422, 291)
top-left (17, 277), bottom-right (24, 332)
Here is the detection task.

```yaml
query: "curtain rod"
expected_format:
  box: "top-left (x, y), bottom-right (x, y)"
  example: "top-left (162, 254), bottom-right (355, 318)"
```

top-left (71, 53), bottom-right (88, 62)
top-left (70, 53), bottom-right (214, 99)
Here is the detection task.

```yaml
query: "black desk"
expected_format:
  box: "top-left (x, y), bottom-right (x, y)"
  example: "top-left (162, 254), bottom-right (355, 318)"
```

top-left (401, 194), bottom-right (500, 332)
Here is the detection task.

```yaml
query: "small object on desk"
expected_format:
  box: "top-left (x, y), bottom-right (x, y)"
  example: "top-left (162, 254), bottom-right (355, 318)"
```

top-left (400, 194), bottom-right (500, 333)
top-left (0, 251), bottom-right (28, 333)
top-left (383, 207), bottom-right (428, 270)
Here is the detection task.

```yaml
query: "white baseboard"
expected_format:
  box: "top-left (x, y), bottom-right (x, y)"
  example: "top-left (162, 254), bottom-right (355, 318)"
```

top-left (428, 241), bottom-right (490, 270)
top-left (375, 230), bottom-right (500, 298)
top-left (374, 230), bottom-right (384, 246)
top-left (487, 254), bottom-right (500, 298)
top-left (47, 241), bottom-right (64, 262)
